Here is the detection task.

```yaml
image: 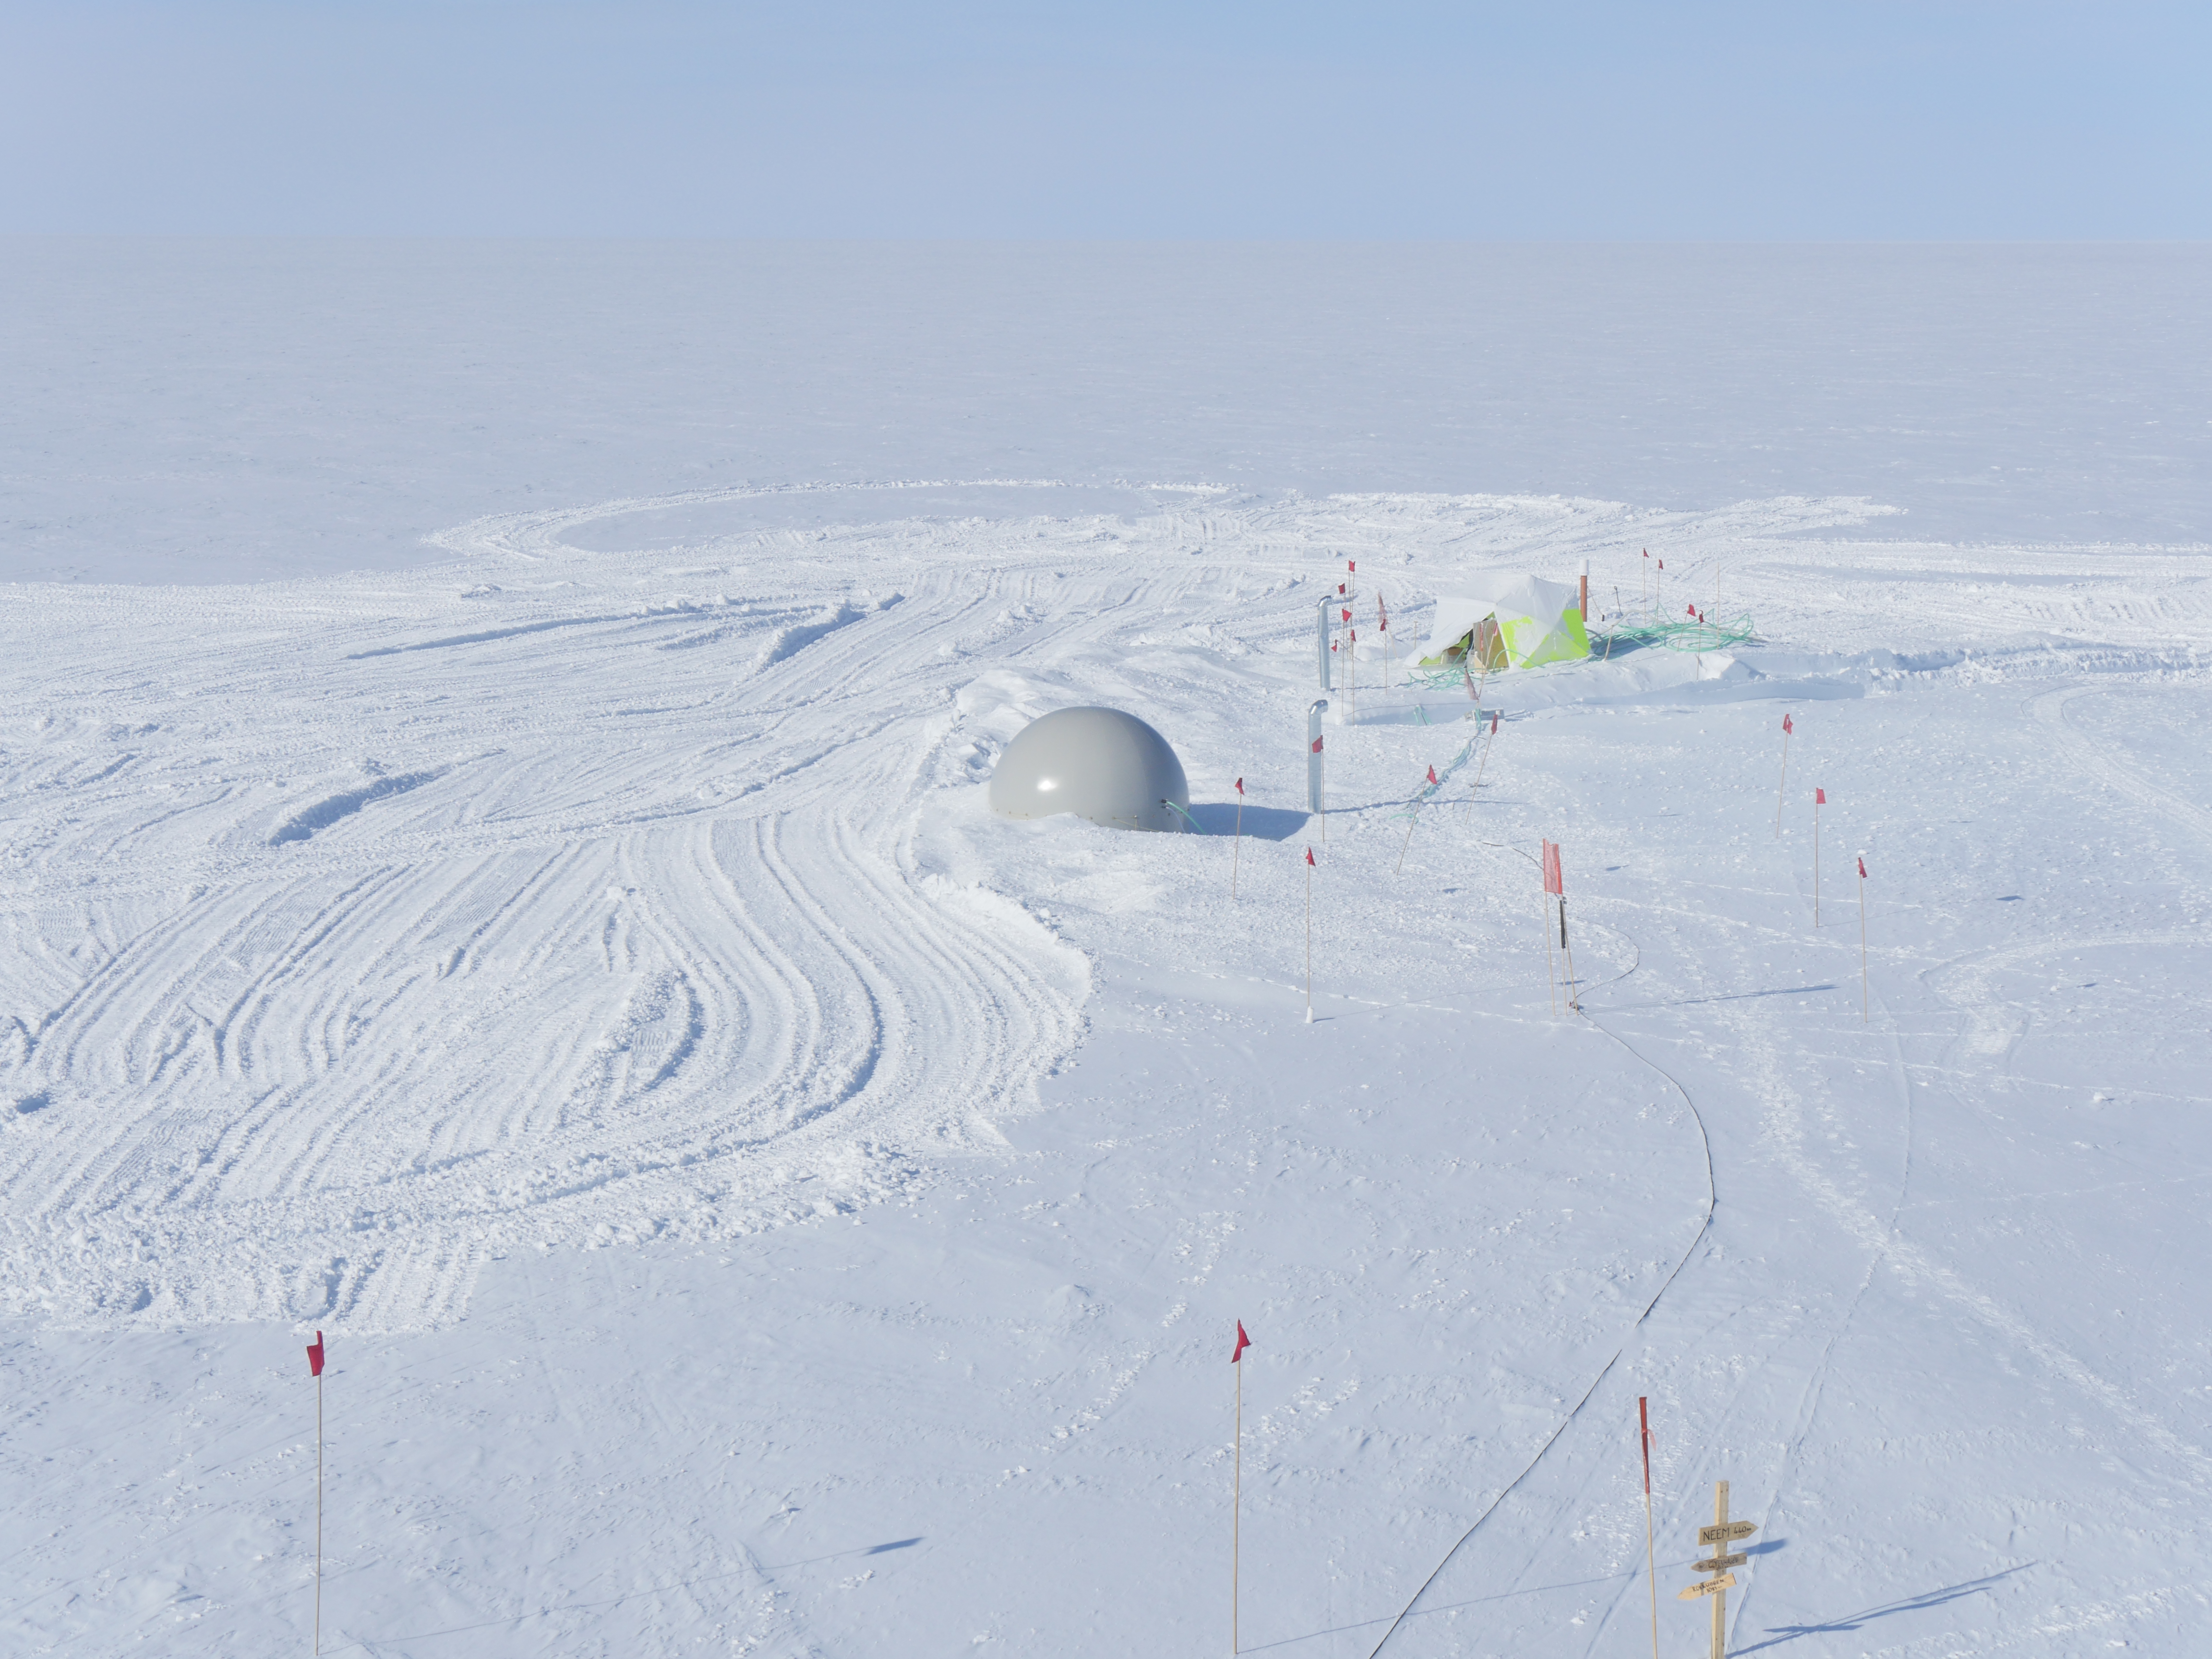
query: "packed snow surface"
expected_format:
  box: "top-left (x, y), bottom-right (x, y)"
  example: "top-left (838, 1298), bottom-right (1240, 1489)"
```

top-left (7, 240), bottom-right (2212, 585)
top-left (5, 480), bottom-right (2212, 1656)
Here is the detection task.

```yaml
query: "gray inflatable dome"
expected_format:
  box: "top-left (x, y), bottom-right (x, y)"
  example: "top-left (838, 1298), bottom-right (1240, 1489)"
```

top-left (989, 707), bottom-right (1191, 833)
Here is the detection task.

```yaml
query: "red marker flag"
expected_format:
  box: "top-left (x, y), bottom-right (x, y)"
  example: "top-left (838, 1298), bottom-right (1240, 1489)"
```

top-left (1377, 593), bottom-right (1389, 631)
top-left (1642, 548), bottom-right (1650, 559)
top-left (1342, 608), bottom-right (1351, 624)
top-left (1305, 847), bottom-right (1315, 866)
top-left (1347, 560), bottom-right (1356, 574)
top-left (1543, 840), bottom-right (1563, 896)
top-left (1816, 786), bottom-right (1825, 804)
top-left (307, 1331), bottom-right (325, 1377)
top-left (1232, 1321), bottom-right (1251, 1362)
top-left (1310, 732), bottom-right (1322, 754)
top-left (1426, 765), bottom-right (1438, 785)
top-left (1658, 558), bottom-right (1664, 570)
top-left (1235, 777), bottom-right (1244, 796)
top-left (1491, 709), bottom-right (1499, 734)
top-left (1687, 603), bottom-right (1696, 617)
top-left (1858, 856), bottom-right (1867, 878)
top-left (1782, 713), bottom-right (1793, 735)
top-left (1338, 582), bottom-right (1346, 595)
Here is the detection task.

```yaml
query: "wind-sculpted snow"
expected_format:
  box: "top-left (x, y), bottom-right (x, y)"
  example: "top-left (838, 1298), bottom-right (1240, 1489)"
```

top-left (9, 480), bottom-right (2212, 1655)
top-left (6, 485), bottom-right (2212, 1336)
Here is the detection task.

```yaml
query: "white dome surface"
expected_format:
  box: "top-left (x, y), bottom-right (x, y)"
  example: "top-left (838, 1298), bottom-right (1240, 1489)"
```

top-left (988, 707), bottom-right (1190, 833)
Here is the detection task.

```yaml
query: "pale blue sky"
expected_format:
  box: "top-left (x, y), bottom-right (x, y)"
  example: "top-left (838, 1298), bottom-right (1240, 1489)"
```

top-left (5, 1), bottom-right (2208, 236)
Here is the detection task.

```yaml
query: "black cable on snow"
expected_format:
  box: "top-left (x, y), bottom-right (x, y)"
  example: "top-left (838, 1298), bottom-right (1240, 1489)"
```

top-left (1366, 921), bottom-right (1716, 1659)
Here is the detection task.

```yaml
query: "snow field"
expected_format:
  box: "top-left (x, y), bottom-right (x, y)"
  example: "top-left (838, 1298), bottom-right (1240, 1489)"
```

top-left (5, 481), bottom-right (2212, 1654)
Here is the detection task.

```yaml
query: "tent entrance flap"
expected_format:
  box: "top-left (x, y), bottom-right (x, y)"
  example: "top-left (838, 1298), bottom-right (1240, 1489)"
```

top-left (1425, 614), bottom-right (1508, 673)
top-left (1416, 577), bottom-right (1590, 672)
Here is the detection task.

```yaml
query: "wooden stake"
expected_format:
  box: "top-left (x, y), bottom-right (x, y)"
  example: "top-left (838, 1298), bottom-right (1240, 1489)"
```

top-left (1709, 1481), bottom-right (1730, 1659)
top-left (1639, 1399), bottom-right (1659, 1659)
top-left (1233, 1350), bottom-right (1242, 1652)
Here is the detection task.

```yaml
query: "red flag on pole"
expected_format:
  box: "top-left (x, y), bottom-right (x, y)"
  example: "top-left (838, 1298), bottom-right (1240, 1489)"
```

top-left (1491, 709), bottom-right (1499, 734)
top-left (1783, 714), bottom-right (1793, 735)
top-left (1658, 558), bottom-right (1664, 570)
top-left (1687, 603), bottom-right (1695, 617)
top-left (1543, 841), bottom-right (1563, 895)
top-left (1816, 786), bottom-right (1826, 804)
top-left (1305, 847), bottom-right (1315, 866)
top-left (1643, 549), bottom-right (1650, 560)
top-left (307, 1331), bottom-right (325, 1377)
top-left (1426, 765), bottom-right (1438, 785)
top-left (1235, 777), bottom-right (1244, 796)
top-left (1341, 608), bottom-right (1351, 624)
top-left (1310, 733), bottom-right (1322, 755)
top-left (1347, 560), bottom-right (1356, 574)
top-left (1377, 594), bottom-right (1389, 631)
top-left (1858, 856), bottom-right (1867, 878)
top-left (1232, 1322), bottom-right (1251, 1362)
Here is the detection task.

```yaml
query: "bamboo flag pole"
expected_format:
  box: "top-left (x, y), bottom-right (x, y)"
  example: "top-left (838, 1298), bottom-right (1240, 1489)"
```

top-left (1544, 841), bottom-right (1574, 1013)
top-left (1560, 896), bottom-right (1580, 1014)
top-left (1857, 854), bottom-right (1870, 1022)
top-left (1541, 839), bottom-right (1560, 1014)
top-left (306, 1330), bottom-right (326, 1655)
top-left (1813, 787), bottom-right (1825, 926)
top-left (1304, 847), bottom-right (1317, 1022)
top-left (1342, 562), bottom-right (1356, 718)
top-left (1470, 709), bottom-right (1500, 797)
top-left (1231, 1320), bottom-right (1250, 1654)
top-left (1639, 1398), bottom-right (1659, 1659)
top-left (1774, 713), bottom-right (1794, 836)
top-left (1232, 777), bottom-right (1245, 899)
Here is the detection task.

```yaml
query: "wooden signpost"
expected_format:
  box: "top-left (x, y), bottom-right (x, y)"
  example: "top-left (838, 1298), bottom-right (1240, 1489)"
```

top-left (1678, 1479), bottom-right (1756, 1659)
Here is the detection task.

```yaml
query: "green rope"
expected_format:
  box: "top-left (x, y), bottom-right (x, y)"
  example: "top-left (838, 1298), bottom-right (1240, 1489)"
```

top-left (1161, 798), bottom-right (1207, 834)
top-left (1599, 613), bottom-right (1755, 652)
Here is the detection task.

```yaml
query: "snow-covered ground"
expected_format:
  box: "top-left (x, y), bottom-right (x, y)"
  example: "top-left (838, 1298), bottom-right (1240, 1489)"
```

top-left (6, 235), bottom-right (2212, 1655)
top-left (7, 240), bottom-right (2212, 586)
top-left (7, 474), bottom-right (2212, 1657)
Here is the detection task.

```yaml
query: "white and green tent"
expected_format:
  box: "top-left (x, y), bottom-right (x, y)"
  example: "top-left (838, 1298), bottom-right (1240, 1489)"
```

top-left (1416, 576), bottom-right (1590, 672)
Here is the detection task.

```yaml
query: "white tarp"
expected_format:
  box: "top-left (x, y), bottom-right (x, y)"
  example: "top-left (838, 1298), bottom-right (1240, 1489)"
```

top-left (1419, 575), bottom-right (1583, 660)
